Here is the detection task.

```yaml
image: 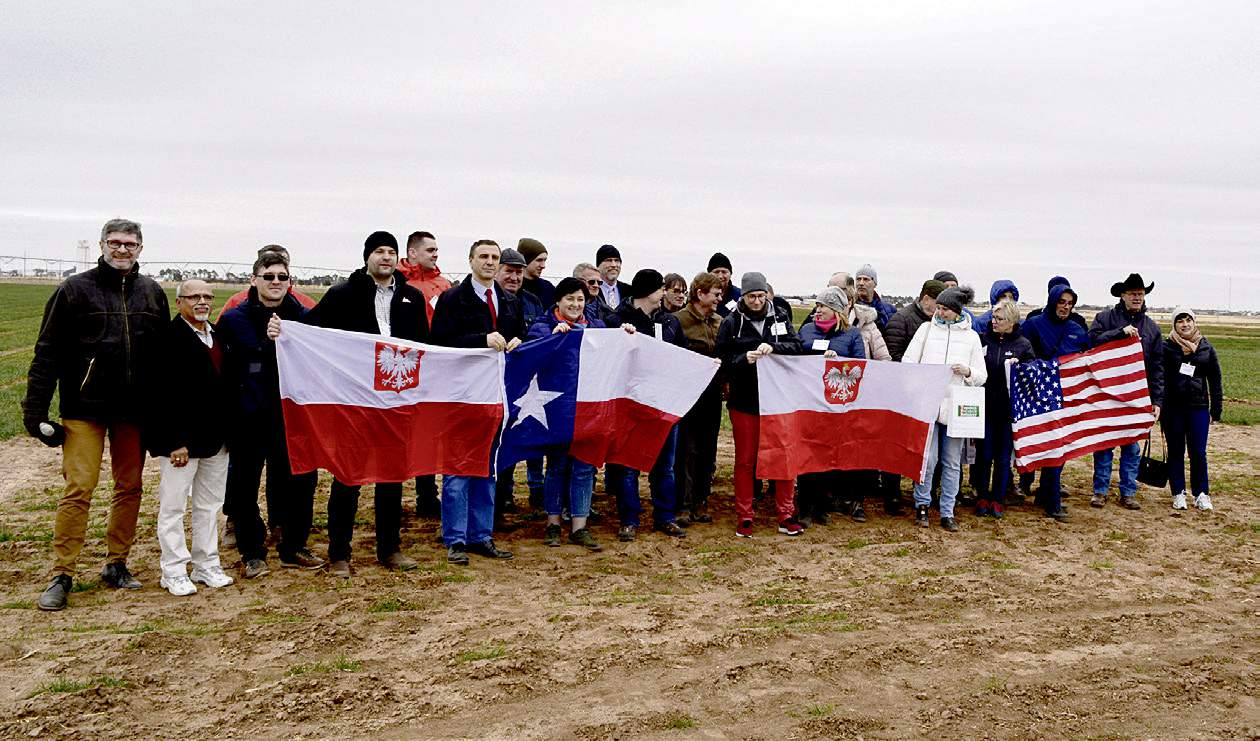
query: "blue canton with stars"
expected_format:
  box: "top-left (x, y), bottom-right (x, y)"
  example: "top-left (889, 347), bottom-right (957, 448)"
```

top-left (1010, 359), bottom-right (1065, 422)
top-left (496, 329), bottom-right (582, 471)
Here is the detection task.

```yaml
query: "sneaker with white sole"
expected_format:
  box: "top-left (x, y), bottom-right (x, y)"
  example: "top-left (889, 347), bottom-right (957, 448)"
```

top-left (191, 566), bottom-right (235, 588)
top-left (1171, 492), bottom-right (1188, 510)
top-left (1194, 493), bottom-right (1213, 511)
top-left (160, 574), bottom-right (198, 597)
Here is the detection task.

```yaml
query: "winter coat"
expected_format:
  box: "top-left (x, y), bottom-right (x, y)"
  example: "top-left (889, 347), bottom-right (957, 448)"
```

top-left (714, 283), bottom-right (743, 318)
top-left (972, 279), bottom-right (1020, 336)
top-left (521, 276), bottom-right (555, 309)
top-left (1089, 300), bottom-right (1165, 406)
top-left (614, 302), bottom-right (686, 348)
top-left (798, 321), bottom-right (866, 359)
top-left (674, 304), bottom-right (722, 357)
top-left (430, 278), bottom-right (526, 347)
top-left (902, 313), bottom-right (988, 424)
top-left (1021, 284), bottom-right (1090, 360)
top-left (395, 259), bottom-right (452, 322)
top-left (716, 302), bottom-right (802, 415)
top-left (302, 269), bottom-right (428, 343)
top-left (145, 316), bottom-right (234, 458)
top-left (23, 258), bottom-right (170, 428)
top-left (884, 300), bottom-right (932, 362)
top-left (851, 303), bottom-right (891, 361)
top-left (980, 325), bottom-right (1035, 425)
top-left (1161, 337), bottom-right (1222, 420)
top-left (216, 288), bottom-right (308, 421)
top-left (526, 309), bottom-right (606, 341)
top-left (516, 288), bottom-right (546, 329)
top-left (857, 292), bottom-right (896, 331)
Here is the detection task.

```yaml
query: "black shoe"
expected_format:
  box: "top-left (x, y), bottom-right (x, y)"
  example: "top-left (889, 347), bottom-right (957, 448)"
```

top-left (851, 504), bottom-right (867, 523)
top-left (468, 539), bottom-right (514, 559)
top-left (243, 558), bottom-right (270, 579)
top-left (1045, 508), bottom-right (1070, 523)
top-left (38, 575), bottom-right (72, 611)
top-left (674, 511), bottom-right (692, 528)
top-left (618, 525), bottom-right (637, 542)
top-left (797, 515), bottom-right (813, 529)
top-left (884, 498), bottom-right (903, 516)
top-left (940, 516), bottom-right (960, 532)
top-left (100, 561), bottom-right (141, 590)
top-left (543, 523), bottom-right (563, 547)
top-left (654, 521), bottom-right (687, 538)
top-left (499, 499), bottom-right (520, 515)
top-left (814, 511), bottom-right (830, 526)
top-left (915, 505), bottom-right (930, 528)
top-left (447, 544), bottom-right (469, 566)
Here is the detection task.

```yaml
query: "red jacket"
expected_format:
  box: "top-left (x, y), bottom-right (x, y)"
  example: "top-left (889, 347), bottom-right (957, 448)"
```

top-left (396, 259), bottom-right (452, 322)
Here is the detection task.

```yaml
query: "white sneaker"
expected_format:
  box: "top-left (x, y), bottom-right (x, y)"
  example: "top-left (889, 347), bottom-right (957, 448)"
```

top-left (1171, 492), bottom-right (1188, 510)
top-left (191, 566), bottom-right (235, 589)
top-left (1194, 493), bottom-right (1213, 511)
top-left (160, 574), bottom-right (198, 597)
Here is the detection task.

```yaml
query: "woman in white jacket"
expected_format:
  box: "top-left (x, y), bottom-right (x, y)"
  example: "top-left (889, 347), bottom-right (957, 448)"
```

top-left (901, 286), bottom-right (987, 531)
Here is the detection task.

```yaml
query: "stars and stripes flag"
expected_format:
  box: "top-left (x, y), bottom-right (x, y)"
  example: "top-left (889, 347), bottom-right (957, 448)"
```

top-left (1011, 336), bottom-right (1155, 472)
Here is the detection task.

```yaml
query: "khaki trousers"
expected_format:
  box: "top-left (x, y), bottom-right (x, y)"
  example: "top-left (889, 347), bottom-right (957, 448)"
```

top-left (52, 419), bottom-right (145, 576)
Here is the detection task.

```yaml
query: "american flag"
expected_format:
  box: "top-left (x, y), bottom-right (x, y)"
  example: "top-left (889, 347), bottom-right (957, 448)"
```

top-left (1011, 337), bottom-right (1155, 472)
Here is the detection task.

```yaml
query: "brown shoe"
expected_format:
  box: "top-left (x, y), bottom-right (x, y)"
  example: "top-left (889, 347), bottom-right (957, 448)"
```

top-left (280, 548), bottom-right (325, 570)
top-left (328, 559), bottom-right (351, 578)
top-left (379, 551), bottom-right (419, 571)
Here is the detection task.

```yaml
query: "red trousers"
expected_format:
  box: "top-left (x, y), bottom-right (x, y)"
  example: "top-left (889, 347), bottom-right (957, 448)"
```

top-left (729, 409), bottom-right (795, 522)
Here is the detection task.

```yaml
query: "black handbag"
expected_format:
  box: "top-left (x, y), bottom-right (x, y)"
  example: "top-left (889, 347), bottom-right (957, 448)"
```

top-left (1137, 433), bottom-right (1168, 488)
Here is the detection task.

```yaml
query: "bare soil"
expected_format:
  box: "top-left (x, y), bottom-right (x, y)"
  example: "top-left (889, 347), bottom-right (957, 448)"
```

top-left (0, 426), bottom-right (1257, 739)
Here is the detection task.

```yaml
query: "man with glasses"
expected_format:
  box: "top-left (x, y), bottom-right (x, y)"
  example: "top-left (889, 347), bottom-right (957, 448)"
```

top-left (25, 218), bottom-right (170, 610)
top-left (574, 262), bottom-right (615, 324)
top-left (216, 250), bottom-right (322, 578)
top-left (222, 244), bottom-right (318, 311)
top-left (149, 280), bottom-right (235, 595)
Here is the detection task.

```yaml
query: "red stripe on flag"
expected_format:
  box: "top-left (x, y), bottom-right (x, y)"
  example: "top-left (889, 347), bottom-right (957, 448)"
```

top-left (1057, 337), bottom-right (1141, 366)
top-left (1065, 387), bottom-right (1151, 407)
top-left (282, 400), bottom-right (503, 484)
top-left (1016, 416), bottom-right (1154, 456)
top-left (1059, 352), bottom-right (1144, 377)
top-left (1015, 431), bottom-right (1149, 472)
top-left (570, 398), bottom-right (682, 472)
top-left (1062, 368), bottom-right (1147, 392)
top-left (1016, 403), bottom-right (1154, 440)
top-left (756, 408), bottom-right (934, 482)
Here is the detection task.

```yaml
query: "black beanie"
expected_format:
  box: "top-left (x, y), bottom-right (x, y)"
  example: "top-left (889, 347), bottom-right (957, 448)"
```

top-left (553, 277), bottom-right (586, 302)
top-left (933, 270), bottom-right (958, 284)
top-left (631, 269), bottom-right (664, 299)
top-left (364, 231), bottom-right (399, 262)
top-left (596, 244), bottom-right (621, 265)
top-left (707, 252), bottom-right (733, 273)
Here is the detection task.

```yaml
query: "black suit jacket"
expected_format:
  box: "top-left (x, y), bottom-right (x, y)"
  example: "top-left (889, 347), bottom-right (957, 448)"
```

top-left (430, 278), bottom-right (525, 348)
top-left (302, 269), bottom-right (428, 342)
top-left (145, 316), bottom-right (234, 458)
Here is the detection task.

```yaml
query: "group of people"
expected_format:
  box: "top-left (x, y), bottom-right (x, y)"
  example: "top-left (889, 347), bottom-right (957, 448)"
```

top-left (22, 219), bottom-right (1225, 610)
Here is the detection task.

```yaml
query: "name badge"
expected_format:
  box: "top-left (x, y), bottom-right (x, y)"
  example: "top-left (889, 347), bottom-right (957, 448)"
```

top-left (429, 295), bottom-right (438, 308)
top-left (725, 299), bottom-right (737, 311)
top-left (248, 362), bottom-right (263, 374)
top-left (811, 339), bottom-right (830, 351)
top-left (771, 322), bottom-right (787, 335)
top-left (1179, 362), bottom-right (1195, 377)
top-left (649, 323), bottom-right (658, 339)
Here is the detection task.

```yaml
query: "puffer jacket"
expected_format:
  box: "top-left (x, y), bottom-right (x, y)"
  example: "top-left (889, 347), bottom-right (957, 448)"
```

top-left (973, 279), bottom-right (1019, 336)
top-left (1022, 284), bottom-right (1089, 360)
top-left (716, 301), bottom-right (802, 415)
top-left (798, 321), bottom-right (866, 359)
top-left (850, 303), bottom-right (890, 361)
top-left (884, 300), bottom-right (932, 361)
top-left (980, 324), bottom-right (1035, 424)
top-left (1161, 337), bottom-right (1222, 420)
top-left (23, 258), bottom-right (170, 427)
top-left (902, 312), bottom-right (988, 424)
top-left (396, 259), bottom-right (451, 322)
top-left (1089, 299), bottom-right (1165, 406)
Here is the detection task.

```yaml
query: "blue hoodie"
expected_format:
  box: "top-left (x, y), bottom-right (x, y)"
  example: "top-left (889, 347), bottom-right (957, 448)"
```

top-left (1021, 284), bottom-right (1089, 360)
top-left (973, 279), bottom-right (1020, 335)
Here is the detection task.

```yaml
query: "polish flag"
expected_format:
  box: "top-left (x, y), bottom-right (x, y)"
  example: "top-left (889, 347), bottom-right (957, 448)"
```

top-left (276, 321), bottom-right (505, 484)
top-left (497, 329), bottom-right (719, 472)
top-left (756, 355), bottom-right (954, 481)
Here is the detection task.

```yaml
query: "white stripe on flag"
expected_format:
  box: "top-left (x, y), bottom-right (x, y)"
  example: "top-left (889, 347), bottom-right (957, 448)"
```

top-left (756, 355), bottom-right (950, 419)
top-left (576, 329), bottom-right (718, 417)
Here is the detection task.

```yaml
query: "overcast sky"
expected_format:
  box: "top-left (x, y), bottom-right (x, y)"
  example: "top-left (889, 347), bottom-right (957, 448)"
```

top-left (2, 1), bottom-right (1257, 310)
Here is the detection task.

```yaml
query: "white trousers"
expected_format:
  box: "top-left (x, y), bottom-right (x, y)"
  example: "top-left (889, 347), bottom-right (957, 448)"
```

top-left (156, 446), bottom-right (229, 578)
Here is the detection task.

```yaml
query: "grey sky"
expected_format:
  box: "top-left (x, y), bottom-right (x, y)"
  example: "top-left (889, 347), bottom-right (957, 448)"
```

top-left (2, 1), bottom-right (1257, 309)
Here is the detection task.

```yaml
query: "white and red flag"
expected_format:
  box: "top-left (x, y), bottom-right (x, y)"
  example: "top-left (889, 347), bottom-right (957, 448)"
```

top-left (755, 356), bottom-right (953, 481)
top-left (1011, 337), bottom-right (1155, 472)
top-left (275, 321), bottom-right (505, 484)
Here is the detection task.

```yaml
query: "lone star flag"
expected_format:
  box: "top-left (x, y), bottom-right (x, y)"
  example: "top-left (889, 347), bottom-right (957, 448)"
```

top-left (497, 328), bottom-right (719, 472)
top-left (755, 355), bottom-right (953, 481)
top-left (276, 321), bottom-right (505, 484)
top-left (1011, 336), bottom-right (1155, 472)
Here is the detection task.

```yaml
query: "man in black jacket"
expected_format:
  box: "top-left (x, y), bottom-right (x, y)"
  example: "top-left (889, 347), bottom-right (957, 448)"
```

top-left (430, 239), bottom-right (524, 565)
top-left (24, 218), bottom-right (169, 611)
top-left (594, 244), bottom-right (632, 314)
top-left (150, 280), bottom-right (236, 596)
top-left (300, 231), bottom-right (428, 575)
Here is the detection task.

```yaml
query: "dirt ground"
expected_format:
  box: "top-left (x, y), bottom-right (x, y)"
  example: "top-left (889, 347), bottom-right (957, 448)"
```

top-left (0, 425), bottom-right (1257, 740)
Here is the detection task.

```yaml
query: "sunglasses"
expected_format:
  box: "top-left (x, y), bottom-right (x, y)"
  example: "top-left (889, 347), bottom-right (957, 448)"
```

top-left (258, 273), bottom-right (290, 282)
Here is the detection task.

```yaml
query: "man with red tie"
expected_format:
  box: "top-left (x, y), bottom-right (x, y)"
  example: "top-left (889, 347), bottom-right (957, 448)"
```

top-left (430, 240), bottom-right (525, 565)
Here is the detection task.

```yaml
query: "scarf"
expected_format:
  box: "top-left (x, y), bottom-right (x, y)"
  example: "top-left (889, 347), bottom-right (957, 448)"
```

top-left (1171, 323), bottom-right (1202, 356)
top-left (813, 315), bottom-right (838, 333)
top-left (553, 306), bottom-right (588, 328)
top-left (741, 301), bottom-right (768, 320)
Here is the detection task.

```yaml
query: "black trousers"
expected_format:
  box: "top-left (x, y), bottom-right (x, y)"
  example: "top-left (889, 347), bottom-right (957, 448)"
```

top-left (415, 474), bottom-right (439, 503)
top-left (327, 480), bottom-right (402, 562)
top-left (224, 416), bottom-right (315, 562)
top-left (674, 381), bottom-right (722, 512)
top-left (797, 470), bottom-right (853, 518)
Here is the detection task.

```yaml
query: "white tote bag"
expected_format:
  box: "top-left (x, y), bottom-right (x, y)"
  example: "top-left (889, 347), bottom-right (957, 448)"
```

top-left (946, 384), bottom-right (986, 438)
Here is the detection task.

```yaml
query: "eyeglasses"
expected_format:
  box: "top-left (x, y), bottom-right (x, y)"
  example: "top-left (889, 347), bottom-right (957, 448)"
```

top-left (258, 273), bottom-right (290, 282)
top-left (178, 293), bottom-right (214, 303)
top-left (104, 239), bottom-right (141, 252)
top-left (585, 279), bottom-right (600, 286)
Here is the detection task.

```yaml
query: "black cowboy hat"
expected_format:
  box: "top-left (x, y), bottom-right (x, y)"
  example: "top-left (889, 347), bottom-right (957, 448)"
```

top-left (1110, 273), bottom-right (1154, 297)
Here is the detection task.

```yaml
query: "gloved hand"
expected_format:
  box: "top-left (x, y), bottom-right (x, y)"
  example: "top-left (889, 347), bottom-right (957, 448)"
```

top-left (25, 416), bottom-right (65, 447)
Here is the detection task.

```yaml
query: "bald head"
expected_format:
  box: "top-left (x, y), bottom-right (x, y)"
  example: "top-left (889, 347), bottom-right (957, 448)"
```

top-left (175, 279), bottom-right (214, 327)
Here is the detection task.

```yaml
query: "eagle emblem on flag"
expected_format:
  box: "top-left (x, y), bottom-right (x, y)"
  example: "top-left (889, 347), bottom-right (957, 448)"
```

top-left (822, 360), bottom-right (864, 405)
top-left (374, 342), bottom-right (422, 392)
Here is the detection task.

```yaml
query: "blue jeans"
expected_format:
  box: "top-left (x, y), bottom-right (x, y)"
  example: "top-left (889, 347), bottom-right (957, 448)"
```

top-left (1162, 407), bottom-right (1210, 496)
top-left (914, 424), bottom-right (961, 518)
top-left (543, 450), bottom-right (595, 519)
top-left (526, 457), bottom-right (545, 496)
top-left (611, 425), bottom-right (679, 527)
top-left (441, 475), bottom-right (495, 547)
top-left (1092, 441), bottom-right (1141, 499)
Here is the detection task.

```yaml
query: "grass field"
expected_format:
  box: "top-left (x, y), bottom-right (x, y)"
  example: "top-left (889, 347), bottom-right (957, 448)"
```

top-left (2, 282), bottom-right (1258, 439)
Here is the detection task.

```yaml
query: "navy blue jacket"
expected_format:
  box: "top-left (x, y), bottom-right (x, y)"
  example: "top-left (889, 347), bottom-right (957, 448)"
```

top-left (1162, 337), bottom-right (1222, 420)
top-left (714, 283), bottom-right (743, 318)
top-left (858, 292), bottom-right (896, 331)
top-left (216, 288), bottom-right (308, 421)
top-left (522, 277), bottom-right (555, 309)
top-left (973, 279), bottom-right (1020, 336)
top-left (716, 302), bottom-right (802, 415)
top-left (798, 321), bottom-right (866, 359)
top-left (614, 302), bottom-right (686, 348)
top-left (980, 325), bottom-right (1035, 424)
top-left (526, 309), bottom-right (607, 341)
top-left (1022, 284), bottom-right (1089, 360)
top-left (1089, 300), bottom-right (1165, 406)
top-left (516, 288), bottom-right (545, 329)
top-left (430, 278), bottom-right (526, 347)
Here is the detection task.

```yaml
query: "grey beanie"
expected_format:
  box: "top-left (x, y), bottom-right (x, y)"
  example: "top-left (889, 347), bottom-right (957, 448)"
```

top-left (856, 263), bottom-right (878, 283)
top-left (740, 271), bottom-right (770, 294)
top-left (936, 285), bottom-right (975, 314)
top-left (498, 248), bottom-right (527, 267)
top-left (815, 286), bottom-right (850, 314)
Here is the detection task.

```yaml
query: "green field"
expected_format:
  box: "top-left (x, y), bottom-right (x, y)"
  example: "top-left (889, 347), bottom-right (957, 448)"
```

top-left (2, 283), bottom-right (1258, 440)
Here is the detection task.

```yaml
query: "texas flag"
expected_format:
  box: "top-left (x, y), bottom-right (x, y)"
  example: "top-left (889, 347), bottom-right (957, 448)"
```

top-left (755, 355), bottom-right (954, 481)
top-left (497, 328), bottom-right (719, 472)
top-left (275, 321), bottom-right (505, 484)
